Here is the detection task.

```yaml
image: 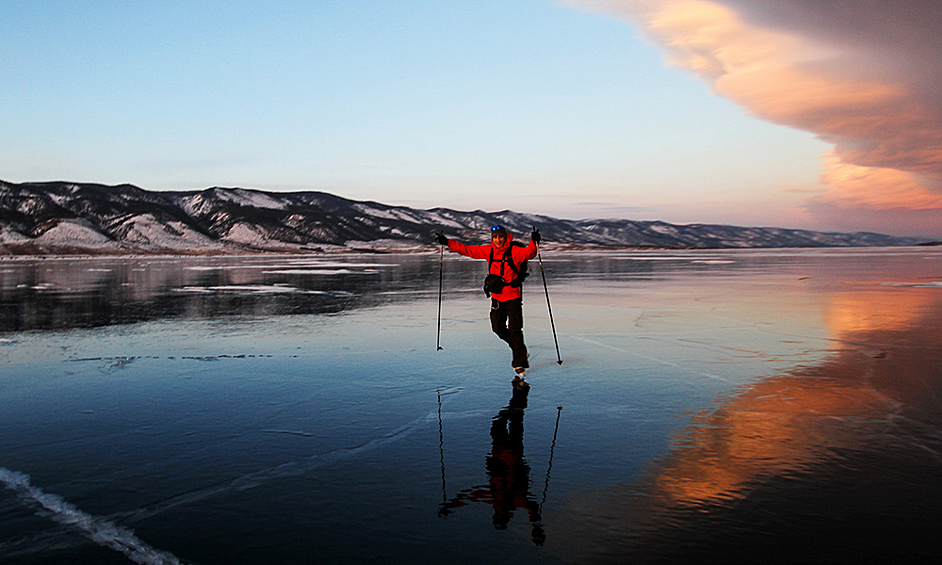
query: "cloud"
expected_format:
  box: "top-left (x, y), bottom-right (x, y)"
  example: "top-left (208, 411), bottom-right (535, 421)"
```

top-left (817, 150), bottom-right (942, 210)
top-left (567, 0), bottom-right (942, 235)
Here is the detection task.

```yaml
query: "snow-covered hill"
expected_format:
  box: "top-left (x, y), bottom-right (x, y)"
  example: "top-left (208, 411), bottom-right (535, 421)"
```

top-left (0, 180), bottom-right (922, 255)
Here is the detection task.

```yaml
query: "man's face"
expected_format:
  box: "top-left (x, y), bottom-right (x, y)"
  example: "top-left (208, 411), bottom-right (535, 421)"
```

top-left (492, 233), bottom-right (507, 247)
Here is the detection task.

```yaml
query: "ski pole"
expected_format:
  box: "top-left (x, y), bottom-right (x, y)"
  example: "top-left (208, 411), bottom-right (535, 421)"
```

top-left (437, 242), bottom-right (444, 351)
top-left (535, 238), bottom-right (562, 364)
top-left (540, 405), bottom-right (563, 512)
top-left (438, 389), bottom-right (447, 504)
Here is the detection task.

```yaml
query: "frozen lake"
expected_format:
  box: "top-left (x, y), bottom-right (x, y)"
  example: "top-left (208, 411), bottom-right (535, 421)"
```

top-left (2, 247), bottom-right (941, 564)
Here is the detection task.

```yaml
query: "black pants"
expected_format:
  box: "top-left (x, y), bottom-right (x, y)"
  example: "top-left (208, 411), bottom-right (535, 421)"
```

top-left (490, 298), bottom-right (528, 369)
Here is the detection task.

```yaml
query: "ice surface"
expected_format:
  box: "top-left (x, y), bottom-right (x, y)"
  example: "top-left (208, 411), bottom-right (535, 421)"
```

top-left (1, 247), bottom-right (941, 564)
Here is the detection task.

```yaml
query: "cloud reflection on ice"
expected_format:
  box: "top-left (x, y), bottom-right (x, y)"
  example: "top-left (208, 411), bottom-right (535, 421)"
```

top-left (551, 252), bottom-right (942, 564)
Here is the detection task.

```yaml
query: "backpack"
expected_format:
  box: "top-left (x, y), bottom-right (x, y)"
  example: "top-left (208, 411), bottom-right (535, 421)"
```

top-left (483, 242), bottom-right (530, 296)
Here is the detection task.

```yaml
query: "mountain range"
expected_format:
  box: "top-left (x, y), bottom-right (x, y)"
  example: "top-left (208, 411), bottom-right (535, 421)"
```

top-left (0, 180), bottom-right (925, 255)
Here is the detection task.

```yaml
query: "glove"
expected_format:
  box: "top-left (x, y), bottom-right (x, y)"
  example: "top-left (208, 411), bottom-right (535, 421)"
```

top-left (531, 228), bottom-right (541, 244)
top-left (435, 231), bottom-right (448, 245)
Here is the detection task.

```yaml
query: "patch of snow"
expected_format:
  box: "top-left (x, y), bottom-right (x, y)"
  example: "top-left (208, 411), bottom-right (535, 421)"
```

top-left (178, 189), bottom-right (290, 217)
top-left (183, 261), bottom-right (394, 272)
top-left (353, 204), bottom-right (392, 220)
top-left (223, 223), bottom-right (269, 245)
top-left (0, 225), bottom-right (32, 244)
top-left (47, 192), bottom-right (70, 207)
top-left (219, 189), bottom-right (288, 210)
top-left (650, 224), bottom-right (679, 236)
top-left (343, 239), bottom-right (427, 252)
top-left (389, 209), bottom-right (426, 223)
top-left (121, 214), bottom-right (219, 250)
top-left (16, 197), bottom-right (46, 216)
top-left (421, 212), bottom-right (465, 229)
top-left (261, 269), bottom-right (360, 275)
top-left (284, 260), bottom-right (394, 268)
top-left (34, 220), bottom-right (116, 248)
top-left (176, 194), bottom-right (213, 217)
top-left (173, 285), bottom-right (314, 294)
top-left (165, 221), bottom-right (215, 243)
top-left (353, 204), bottom-right (434, 225)
top-left (283, 214), bottom-right (307, 228)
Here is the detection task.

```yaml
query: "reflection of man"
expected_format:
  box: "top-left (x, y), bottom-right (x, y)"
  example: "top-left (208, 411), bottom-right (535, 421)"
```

top-left (439, 383), bottom-right (546, 545)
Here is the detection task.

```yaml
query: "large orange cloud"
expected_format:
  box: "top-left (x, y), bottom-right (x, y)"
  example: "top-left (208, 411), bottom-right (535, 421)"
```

top-left (567, 0), bottom-right (942, 231)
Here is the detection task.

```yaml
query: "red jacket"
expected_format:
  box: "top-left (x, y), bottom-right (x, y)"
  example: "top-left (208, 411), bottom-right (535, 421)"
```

top-left (447, 232), bottom-right (538, 302)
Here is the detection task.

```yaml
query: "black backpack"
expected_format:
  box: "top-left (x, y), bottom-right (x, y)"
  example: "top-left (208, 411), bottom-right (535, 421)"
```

top-left (483, 242), bottom-right (530, 296)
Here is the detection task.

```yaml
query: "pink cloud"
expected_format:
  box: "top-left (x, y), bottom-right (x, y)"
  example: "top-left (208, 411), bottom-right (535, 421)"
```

top-left (568, 0), bottom-right (942, 236)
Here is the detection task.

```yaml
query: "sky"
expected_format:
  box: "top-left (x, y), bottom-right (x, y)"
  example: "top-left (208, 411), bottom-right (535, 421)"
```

top-left (2, 1), bottom-right (940, 238)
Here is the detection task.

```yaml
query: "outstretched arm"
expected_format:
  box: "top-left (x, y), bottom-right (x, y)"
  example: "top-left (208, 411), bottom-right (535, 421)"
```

top-left (441, 236), bottom-right (491, 260)
top-left (438, 486), bottom-right (494, 516)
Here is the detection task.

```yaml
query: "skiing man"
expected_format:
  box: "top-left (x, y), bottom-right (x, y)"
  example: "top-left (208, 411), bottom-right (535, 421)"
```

top-left (436, 225), bottom-right (541, 381)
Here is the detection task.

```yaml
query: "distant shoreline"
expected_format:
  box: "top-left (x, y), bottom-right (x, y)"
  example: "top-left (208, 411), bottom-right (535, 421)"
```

top-left (2, 241), bottom-right (937, 261)
top-left (3, 181), bottom-right (929, 254)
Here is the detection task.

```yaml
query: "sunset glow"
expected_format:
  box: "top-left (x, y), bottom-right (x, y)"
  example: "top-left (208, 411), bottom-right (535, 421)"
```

top-left (571, 0), bottom-right (942, 235)
top-left (2, 1), bottom-right (940, 237)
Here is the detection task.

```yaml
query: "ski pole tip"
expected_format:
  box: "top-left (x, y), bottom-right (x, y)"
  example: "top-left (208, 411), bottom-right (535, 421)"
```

top-left (556, 360), bottom-right (563, 365)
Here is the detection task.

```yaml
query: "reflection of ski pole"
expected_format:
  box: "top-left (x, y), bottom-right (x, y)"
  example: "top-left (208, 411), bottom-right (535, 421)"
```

top-left (436, 243), bottom-right (444, 351)
top-left (438, 389), bottom-right (447, 505)
top-left (534, 236), bottom-right (562, 364)
top-left (540, 405), bottom-right (563, 512)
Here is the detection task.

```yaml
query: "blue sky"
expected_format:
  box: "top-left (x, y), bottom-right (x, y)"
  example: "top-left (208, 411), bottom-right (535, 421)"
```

top-left (3, 1), bottom-right (939, 237)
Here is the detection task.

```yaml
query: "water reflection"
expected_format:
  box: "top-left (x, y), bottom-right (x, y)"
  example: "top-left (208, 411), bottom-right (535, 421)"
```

top-left (439, 382), bottom-right (547, 545)
top-left (0, 255), bottom-right (478, 331)
top-left (560, 283), bottom-right (942, 563)
top-left (3, 248), bottom-right (938, 332)
top-left (1, 248), bottom-right (939, 564)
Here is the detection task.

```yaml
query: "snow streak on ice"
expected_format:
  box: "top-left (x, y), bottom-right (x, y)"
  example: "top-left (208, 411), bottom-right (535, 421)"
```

top-left (0, 467), bottom-right (182, 565)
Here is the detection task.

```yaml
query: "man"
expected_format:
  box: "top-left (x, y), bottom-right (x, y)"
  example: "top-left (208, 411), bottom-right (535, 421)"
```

top-left (436, 225), bottom-right (541, 379)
